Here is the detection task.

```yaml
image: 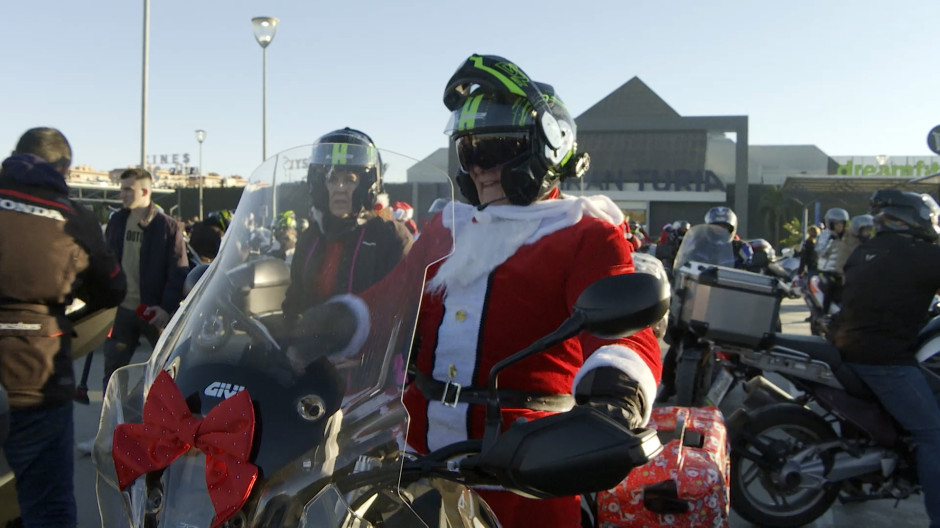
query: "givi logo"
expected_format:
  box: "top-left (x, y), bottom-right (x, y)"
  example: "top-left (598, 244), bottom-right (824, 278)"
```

top-left (204, 382), bottom-right (246, 399)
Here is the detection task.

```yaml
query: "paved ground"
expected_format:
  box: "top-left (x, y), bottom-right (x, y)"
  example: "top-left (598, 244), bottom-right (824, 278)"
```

top-left (51, 298), bottom-right (930, 526)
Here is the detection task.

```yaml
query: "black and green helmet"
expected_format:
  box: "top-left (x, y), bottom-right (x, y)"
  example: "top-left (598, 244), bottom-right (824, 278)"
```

top-left (442, 54), bottom-right (589, 206)
top-left (306, 128), bottom-right (383, 214)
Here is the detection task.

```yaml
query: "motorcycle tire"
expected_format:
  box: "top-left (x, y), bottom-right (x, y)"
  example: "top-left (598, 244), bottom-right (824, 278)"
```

top-left (729, 404), bottom-right (841, 527)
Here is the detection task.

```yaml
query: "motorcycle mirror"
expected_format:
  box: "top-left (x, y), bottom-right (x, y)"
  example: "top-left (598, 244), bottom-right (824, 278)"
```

top-left (573, 272), bottom-right (671, 338)
top-left (476, 406), bottom-right (662, 498)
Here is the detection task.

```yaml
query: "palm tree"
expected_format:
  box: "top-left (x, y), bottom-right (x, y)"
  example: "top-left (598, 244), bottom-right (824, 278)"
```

top-left (758, 185), bottom-right (800, 247)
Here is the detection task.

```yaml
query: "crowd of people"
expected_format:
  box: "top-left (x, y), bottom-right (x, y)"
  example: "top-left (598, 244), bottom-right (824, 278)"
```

top-left (2, 50), bottom-right (939, 528)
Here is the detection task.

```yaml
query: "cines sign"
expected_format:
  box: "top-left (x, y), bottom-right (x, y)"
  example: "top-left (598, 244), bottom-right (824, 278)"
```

top-left (834, 156), bottom-right (940, 178)
top-left (560, 169), bottom-right (727, 192)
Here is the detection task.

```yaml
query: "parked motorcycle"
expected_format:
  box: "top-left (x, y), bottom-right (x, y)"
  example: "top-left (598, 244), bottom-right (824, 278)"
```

top-left (694, 317), bottom-right (940, 527)
top-left (664, 225), bottom-right (788, 407)
top-left (801, 272), bottom-right (840, 338)
top-left (90, 145), bottom-right (669, 528)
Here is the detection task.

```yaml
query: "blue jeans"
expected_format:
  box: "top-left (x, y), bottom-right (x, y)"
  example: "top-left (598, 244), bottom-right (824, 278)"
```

top-left (3, 402), bottom-right (76, 528)
top-left (849, 363), bottom-right (940, 527)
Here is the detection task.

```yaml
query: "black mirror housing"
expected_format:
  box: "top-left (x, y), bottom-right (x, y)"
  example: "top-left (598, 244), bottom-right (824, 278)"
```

top-left (574, 273), bottom-right (670, 338)
top-left (478, 406), bottom-right (662, 498)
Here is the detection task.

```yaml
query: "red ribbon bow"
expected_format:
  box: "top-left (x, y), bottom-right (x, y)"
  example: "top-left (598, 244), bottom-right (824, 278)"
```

top-left (112, 370), bottom-right (258, 528)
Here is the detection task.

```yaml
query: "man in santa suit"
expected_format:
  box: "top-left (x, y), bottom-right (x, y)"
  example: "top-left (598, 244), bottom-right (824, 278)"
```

top-left (405, 55), bottom-right (661, 528)
top-left (288, 55), bottom-right (661, 528)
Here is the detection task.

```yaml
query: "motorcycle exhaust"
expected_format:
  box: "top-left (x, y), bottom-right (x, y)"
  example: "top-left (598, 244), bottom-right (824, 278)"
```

top-left (742, 376), bottom-right (793, 409)
top-left (782, 444), bottom-right (895, 487)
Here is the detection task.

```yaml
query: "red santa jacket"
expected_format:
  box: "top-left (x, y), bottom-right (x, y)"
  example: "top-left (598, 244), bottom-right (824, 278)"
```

top-left (393, 196), bottom-right (662, 453)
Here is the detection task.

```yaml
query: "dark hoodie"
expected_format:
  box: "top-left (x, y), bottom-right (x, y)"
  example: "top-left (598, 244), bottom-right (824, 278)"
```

top-left (0, 154), bottom-right (126, 408)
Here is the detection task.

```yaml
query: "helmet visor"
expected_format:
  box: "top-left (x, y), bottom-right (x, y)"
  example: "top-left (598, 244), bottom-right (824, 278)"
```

top-left (309, 142), bottom-right (379, 170)
top-left (455, 133), bottom-right (529, 172)
top-left (444, 94), bottom-right (535, 137)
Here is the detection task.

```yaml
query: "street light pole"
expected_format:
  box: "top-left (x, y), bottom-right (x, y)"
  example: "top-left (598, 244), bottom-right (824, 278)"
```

top-left (251, 17), bottom-right (279, 161)
top-left (141, 0), bottom-right (150, 171)
top-left (196, 129), bottom-right (206, 219)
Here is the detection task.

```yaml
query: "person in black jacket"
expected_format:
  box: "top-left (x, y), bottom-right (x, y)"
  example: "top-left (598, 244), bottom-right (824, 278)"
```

top-left (281, 128), bottom-right (413, 322)
top-left (0, 127), bottom-right (126, 527)
top-left (101, 168), bottom-right (189, 389)
top-left (834, 189), bottom-right (940, 527)
top-left (797, 224), bottom-right (820, 276)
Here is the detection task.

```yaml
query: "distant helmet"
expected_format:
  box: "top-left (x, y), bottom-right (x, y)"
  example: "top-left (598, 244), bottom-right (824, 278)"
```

top-left (705, 206), bottom-right (738, 236)
top-left (672, 220), bottom-right (691, 236)
top-left (870, 189), bottom-right (940, 242)
top-left (849, 214), bottom-right (874, 240)
top-left (273, 210), bottom-right (297, 237)
top-left (748, 238), bottom-right (776, 260)
top-left (442, 54), bottom-right (589, 206)
top-left (205, 209), bottom-right (233, 232)
top-left (823, 208), bottom-right (850, 230)
top-left (628, 220), bottom-right (639, 231)
top-left (306, 128), bottom-right (383, 215)
top-left (249, 227), bottom-right (273, 253)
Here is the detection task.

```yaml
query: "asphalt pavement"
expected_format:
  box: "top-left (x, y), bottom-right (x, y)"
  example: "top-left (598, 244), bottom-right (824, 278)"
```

top-left (57, 298), bottom-right (931, 527)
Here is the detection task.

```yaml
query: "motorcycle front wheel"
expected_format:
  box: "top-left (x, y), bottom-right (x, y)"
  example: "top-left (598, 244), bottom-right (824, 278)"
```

top-left (729, 404), bottom-right (841, 527)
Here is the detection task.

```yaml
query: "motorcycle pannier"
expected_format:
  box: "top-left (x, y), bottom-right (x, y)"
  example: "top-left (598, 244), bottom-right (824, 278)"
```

top-left (672, 262), bottom-right (781, 347)
top-left (595, 406), bottom-right (730, 528)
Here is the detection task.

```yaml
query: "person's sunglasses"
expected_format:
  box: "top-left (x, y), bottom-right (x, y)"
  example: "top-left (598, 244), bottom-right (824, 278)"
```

top-left (455, 134), bottom-right (529, 171)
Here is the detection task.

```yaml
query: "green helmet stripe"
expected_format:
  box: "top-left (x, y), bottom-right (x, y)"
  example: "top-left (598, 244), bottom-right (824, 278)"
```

top-left (458, 95), bottom-right (484, 131)
top-left (469, 55), bottom-right (527, 98)
top-left (332, 143), bottom-right (349, 164)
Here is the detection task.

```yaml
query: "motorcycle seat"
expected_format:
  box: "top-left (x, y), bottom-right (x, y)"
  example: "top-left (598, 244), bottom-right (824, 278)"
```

top-left (768, 334), bottom-right (876, 400)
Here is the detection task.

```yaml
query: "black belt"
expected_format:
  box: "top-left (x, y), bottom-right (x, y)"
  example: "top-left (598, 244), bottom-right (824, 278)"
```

top-left (414, 371), bottom-right (575, 412)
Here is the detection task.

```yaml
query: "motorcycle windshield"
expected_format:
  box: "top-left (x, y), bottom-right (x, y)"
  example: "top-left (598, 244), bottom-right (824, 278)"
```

top-left (93, 145), bottom-right (454, 528)
top-left (672, 224), bottom-right (736, 271)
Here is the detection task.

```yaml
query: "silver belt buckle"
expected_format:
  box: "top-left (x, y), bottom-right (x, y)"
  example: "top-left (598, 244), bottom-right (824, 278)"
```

top-left (441, 379), bottom-right (462, 407)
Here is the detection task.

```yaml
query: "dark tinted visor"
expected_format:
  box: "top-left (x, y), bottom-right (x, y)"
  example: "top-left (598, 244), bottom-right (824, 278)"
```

top-left (455, 133), bottom-right (529, 171)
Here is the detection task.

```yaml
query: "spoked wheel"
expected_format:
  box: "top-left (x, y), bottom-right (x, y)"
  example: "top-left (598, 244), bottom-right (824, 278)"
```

top-left (730, 404), bottom-right (841, 527)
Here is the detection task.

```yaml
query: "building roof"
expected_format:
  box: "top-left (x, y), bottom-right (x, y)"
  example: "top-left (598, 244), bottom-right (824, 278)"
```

top-left (781, 176), bottom-right (938, 203)
top-left (577, 77), bottom-right (680, 127)
top-left (406, 147), bottom-right (449, 183)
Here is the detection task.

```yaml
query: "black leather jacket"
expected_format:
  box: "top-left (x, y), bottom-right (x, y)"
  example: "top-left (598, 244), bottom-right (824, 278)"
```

top-left (835, 232), bottom-right (940, 365)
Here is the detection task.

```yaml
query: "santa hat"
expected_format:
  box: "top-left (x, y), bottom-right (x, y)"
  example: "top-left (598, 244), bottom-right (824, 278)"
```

top-left (392, 201), bottom-right (414, 222)
top-left (373, 192), bottom-right (390, 212)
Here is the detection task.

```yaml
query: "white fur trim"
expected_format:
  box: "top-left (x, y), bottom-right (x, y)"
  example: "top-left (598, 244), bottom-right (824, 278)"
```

top-left (429, 195), bottom-right (624, 293)
top-left (573, 345), bottom-right (657, 426)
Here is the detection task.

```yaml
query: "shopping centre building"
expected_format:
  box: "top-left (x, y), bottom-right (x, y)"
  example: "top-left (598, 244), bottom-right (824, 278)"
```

top-left (404, 77), bottom-right (940, 244)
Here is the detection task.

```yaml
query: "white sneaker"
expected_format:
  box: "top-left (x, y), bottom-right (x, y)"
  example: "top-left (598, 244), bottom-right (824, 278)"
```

top-left (76, 438), bottom-right (96, 457)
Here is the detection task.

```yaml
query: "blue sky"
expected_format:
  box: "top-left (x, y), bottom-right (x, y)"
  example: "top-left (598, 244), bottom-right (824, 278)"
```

top-left (3, 1), bottom-right (938, 182)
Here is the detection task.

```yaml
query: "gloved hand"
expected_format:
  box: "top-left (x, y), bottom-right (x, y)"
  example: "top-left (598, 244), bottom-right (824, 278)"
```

top-left (574, 366), bottom-right (646, 430)
top-left (286, 300), bottom-right (359, 372)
